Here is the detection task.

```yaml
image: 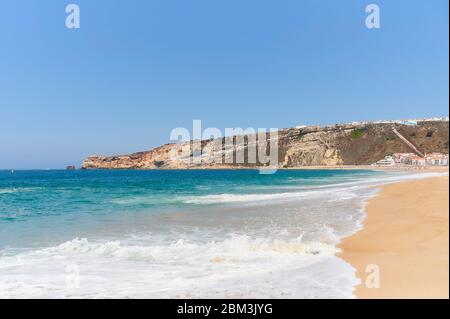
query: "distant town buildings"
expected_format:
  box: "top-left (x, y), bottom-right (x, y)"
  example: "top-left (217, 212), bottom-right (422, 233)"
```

top-left (397, 120), bottom-right (417, 126)
top-left (372, 153), bottom-right (449, 167)
top-left (297, 116), bottom-right (448, 131)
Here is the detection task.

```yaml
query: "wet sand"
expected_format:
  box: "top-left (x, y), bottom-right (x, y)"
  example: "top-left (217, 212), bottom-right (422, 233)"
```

top-left (339, 174), bottom-right (449, 299)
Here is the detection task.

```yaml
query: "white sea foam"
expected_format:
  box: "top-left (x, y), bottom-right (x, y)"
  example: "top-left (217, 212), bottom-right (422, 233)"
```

top-left (43, 235), bottom-right (338, 260)
top-left (182, 172), bottom-right (447, 205)
top-left (0, 187), bottom-right (43, 194)
top-left (0, 235), bottom-right (355, 299)
top-left (0, 188), bottom-right (25, 194)
top-left (0, 189), bottom-right (17, 194)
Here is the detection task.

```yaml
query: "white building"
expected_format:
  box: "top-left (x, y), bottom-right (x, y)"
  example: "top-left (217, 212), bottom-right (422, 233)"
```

top-left (372, 155), bottom-right (395, 166)
top-left (425, 153), bottom-right (449, 166)
top-left (393, 153), bottom-right (416, 165)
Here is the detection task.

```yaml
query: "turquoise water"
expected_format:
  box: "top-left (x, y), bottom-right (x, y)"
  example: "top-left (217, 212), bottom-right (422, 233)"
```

top-left (0, 169), bottom-right (438, 298)
top-left (0, 169), bottom-right (378, 247)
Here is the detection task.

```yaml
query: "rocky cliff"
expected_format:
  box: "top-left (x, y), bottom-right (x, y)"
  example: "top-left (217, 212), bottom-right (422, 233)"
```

top-left (82, 120), bottom-right (449, 169)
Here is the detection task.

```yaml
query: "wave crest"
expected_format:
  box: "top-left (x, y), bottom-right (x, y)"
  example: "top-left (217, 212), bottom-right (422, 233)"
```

top-left (42, 235), bottom-right (338, 264)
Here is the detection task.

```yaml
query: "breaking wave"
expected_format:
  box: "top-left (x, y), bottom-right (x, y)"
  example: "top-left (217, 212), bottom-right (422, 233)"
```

top-left (182, 172), bottom-right (447, 205)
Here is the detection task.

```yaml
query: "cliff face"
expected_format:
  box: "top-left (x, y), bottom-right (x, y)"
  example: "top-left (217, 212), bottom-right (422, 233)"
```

top-left (82, 120), bottom-right (449, 169)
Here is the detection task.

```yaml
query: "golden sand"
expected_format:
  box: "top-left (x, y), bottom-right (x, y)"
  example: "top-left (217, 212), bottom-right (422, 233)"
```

top-left (339, 175), bottom-right (449, 299)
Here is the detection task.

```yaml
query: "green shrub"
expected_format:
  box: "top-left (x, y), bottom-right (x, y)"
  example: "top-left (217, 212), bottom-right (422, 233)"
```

top-left (298, 130), bottom-right (307, 138)
top-left (351, 128), bottom-right (366, 139)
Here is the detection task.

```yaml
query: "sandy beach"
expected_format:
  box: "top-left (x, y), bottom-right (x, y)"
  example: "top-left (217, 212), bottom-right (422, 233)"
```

top-left (340, 173), bottom-right (449, 298)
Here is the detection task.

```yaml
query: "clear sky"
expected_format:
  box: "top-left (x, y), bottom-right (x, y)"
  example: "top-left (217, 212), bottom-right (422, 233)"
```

top-left (0, 0), bottom-right (448, 169)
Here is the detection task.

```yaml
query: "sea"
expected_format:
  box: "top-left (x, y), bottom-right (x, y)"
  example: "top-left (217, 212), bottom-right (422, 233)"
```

top-left (0, 169), bottom-right (444, 298)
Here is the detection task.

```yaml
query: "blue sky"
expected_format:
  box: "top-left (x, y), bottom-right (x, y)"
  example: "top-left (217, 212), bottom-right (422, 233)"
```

top-left (0, 0), bottom-right (448, 168)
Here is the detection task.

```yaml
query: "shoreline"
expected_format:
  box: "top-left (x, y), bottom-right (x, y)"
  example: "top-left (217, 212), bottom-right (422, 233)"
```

top-left (339, 173), bottom-right (449, 298)
top-left (80, 165), bottom-right (449, 172)
top-left (4, 165), bottom-right (448, 172)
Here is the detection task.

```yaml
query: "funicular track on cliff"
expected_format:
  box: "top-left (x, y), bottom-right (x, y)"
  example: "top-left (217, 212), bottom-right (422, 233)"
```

top-left (392, 128), bottom-right (425, 157)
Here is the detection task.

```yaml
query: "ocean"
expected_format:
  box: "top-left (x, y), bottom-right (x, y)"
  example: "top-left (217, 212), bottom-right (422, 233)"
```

top-left (0, 169), bottom-right (443, 298)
